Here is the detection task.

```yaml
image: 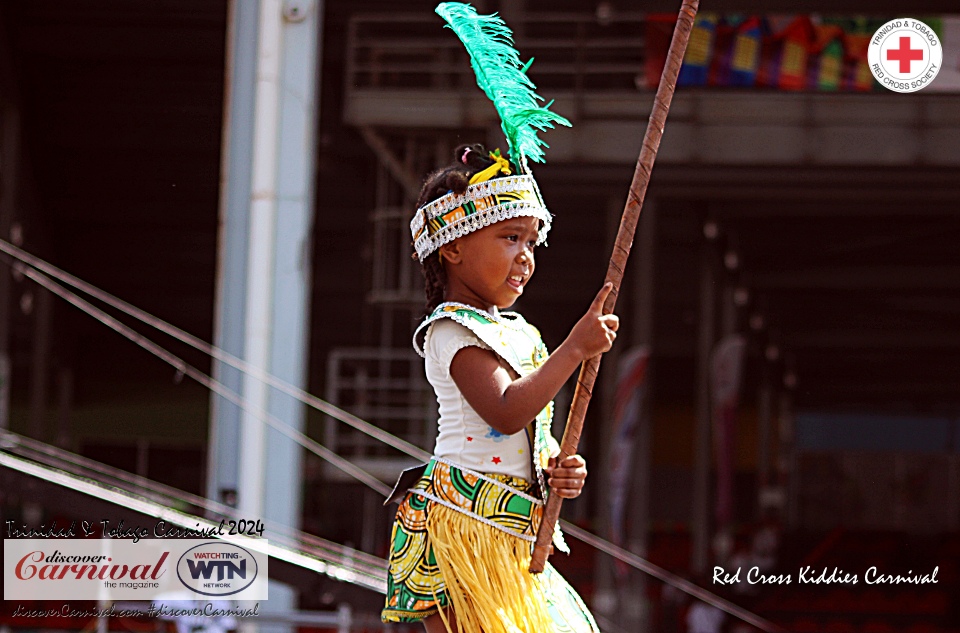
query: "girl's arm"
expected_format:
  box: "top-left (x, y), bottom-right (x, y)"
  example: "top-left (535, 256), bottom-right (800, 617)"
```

top-left (450, 283), bottom-right (619, 436)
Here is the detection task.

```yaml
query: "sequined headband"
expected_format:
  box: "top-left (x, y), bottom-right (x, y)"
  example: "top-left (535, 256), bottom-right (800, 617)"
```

top-left (410, 157), bottom-right (552, 262)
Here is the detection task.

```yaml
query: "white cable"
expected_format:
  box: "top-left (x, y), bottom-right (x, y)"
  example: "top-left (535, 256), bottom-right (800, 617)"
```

top-left (12, 261), bottom-right (393, 499)
top-left (560, 522), bottom-right (786, 632)
top-left (0, 239), bottom-right (429, 462)
top-left (0, 451), bottom-right (388, 593)
top-left (4, 431), bottom-right (387, 572)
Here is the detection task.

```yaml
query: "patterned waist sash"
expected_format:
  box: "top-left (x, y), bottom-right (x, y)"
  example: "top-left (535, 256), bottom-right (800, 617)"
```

top-left (406, 458), bottom-right (543, 542)
top-left (384, 460), bottom-right (593, 629)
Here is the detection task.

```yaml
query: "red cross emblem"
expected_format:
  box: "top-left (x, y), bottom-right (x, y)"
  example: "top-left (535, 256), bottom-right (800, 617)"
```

top-left (868, 19), bottom-right (943, 93)
top-left (887, 36), bottom-right (924, 73)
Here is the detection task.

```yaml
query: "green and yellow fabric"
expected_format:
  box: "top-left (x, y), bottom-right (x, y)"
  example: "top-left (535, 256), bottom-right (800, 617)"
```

top-left (382, 459), bottom-right (599, 632)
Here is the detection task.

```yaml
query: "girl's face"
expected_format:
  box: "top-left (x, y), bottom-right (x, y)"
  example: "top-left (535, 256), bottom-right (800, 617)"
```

top-left (439, 216), bottom-right (539, 311)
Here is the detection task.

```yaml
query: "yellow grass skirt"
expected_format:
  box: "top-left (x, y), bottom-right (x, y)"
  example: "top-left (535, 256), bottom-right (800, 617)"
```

top-left (381, 460), bottom-right (599, 633)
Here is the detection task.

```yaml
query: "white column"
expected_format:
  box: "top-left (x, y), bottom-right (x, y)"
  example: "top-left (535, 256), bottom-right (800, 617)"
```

top-left (210, 2), bottom-right (322, 631)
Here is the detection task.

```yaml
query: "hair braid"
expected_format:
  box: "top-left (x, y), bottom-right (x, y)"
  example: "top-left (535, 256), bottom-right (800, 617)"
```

top-left (422, 253), bottom-right (447, 314)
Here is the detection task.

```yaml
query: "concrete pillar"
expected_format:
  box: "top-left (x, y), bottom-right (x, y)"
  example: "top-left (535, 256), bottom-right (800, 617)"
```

top-left (207, 0), bottom-right (259, 509)
top-left (261, 0), bottom-right (322, 533)
top-left (209, 1), bottom-right (322, 630)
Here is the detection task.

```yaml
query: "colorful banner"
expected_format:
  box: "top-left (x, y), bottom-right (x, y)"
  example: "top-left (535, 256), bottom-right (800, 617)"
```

top-left (729, 17), bottom-right (764, 86)
top-left (677, 14), bottom-right (717, 86)
top-left (647, 14), bottom-right (958, 92)
top-left (710, 335), bottom-right (746, 529)
top-left (607, 346), bottom-right (650, 578)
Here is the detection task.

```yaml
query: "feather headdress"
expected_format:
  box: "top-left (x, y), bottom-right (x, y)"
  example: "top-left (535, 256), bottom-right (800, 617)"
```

top-left (435, 2), bottom-right (571, 168)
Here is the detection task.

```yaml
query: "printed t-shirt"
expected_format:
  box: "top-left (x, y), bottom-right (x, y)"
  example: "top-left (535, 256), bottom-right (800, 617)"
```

top-left (424, 318), bottom-right (532, 481)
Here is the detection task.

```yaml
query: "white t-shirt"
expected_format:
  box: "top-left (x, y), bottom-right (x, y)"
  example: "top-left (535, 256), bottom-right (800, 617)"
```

top-left (424, 318), bottom-right (534, 481)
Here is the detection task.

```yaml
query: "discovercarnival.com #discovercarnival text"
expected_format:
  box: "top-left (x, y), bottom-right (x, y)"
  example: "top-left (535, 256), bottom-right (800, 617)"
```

top-left (11, 603), bottom-right (261, 619)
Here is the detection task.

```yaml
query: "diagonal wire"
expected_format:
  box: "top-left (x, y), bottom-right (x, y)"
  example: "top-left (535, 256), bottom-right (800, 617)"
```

top-left (0, 239), bottom-right (429, 463)
top-left (0, 451), bottom-right (387, 592)
top-left (561, 522), bottom-right (787, 633)
top-left (4, 430), bottom-right (387, 573)
top-left (7, 259), bottom-right (393, 500)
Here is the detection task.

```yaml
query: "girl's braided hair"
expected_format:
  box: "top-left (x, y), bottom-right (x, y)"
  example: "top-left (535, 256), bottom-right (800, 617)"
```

top-left (415, 143), bottom-right (502, 314)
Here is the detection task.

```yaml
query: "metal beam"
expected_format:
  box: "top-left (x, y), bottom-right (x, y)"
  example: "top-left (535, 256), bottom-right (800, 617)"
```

top-left (0, 105), bottom-right (18, 431)
top-left (0, 6), bottom-right (22, 432)
top-left (357, 126), bottom-right (420, 201)
top-left (643, 0), bottom-right (959, 10)
top-left (795, 379), bottom-right (960, 393)
top-left (747, 267), bottom-right (960, 290)
top-left (692, 227), bottom-right (717, 574)
top-left (785, 330), bottom-right (960, 349)
top-left (540, 164), bottom-right (960, 203)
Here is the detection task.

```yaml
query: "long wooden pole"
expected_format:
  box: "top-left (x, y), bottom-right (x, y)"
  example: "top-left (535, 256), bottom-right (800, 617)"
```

top-left (530, 0), bottom-right (700, 573)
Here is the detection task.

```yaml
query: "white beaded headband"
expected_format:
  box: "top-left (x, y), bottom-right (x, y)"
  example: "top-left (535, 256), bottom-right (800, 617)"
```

top-left (410, 173), bottom-right (552, 262)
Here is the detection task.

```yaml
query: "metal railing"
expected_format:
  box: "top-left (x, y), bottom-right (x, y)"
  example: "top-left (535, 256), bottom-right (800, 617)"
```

top-left (369, 204), bottom-right (421, 306)
top-left (345, 11), bottom-right (648, 99)
top-left (324, 347), bottom-right (436, 458)
top-left (0, 432), bottom-right (389, 592)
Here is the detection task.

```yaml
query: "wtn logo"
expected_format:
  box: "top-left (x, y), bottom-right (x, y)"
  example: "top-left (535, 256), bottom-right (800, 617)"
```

top-left (176, 542), bottom-right (260, 597)
top-left (185, 559), bottom-right (246, 581)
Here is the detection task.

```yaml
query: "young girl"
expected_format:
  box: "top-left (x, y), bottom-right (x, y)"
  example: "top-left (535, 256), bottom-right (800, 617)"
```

top-left (381, 144), bottom-right (619, 633)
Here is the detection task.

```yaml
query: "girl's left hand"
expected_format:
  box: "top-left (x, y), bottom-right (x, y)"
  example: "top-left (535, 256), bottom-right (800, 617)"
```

top-left (545, 454), bottom-right (587, 499)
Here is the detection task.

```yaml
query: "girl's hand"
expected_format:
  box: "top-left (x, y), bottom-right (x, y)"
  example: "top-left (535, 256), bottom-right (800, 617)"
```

top-left (546, 454), bottom-right (588, 499)
top-left (566, 283), bottom-right (619, 360)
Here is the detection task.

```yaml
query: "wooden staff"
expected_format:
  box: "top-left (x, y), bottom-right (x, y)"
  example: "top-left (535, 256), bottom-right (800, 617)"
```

top-left (530, 0), bottom-right (700, 573)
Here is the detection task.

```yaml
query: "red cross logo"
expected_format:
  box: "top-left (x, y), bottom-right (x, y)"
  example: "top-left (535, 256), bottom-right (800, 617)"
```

top-left (887, 36), bottom-right (924, 73)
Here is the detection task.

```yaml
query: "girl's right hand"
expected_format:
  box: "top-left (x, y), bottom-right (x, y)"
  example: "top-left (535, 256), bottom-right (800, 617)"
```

top-left (566, 282), bottom-right (619, 360)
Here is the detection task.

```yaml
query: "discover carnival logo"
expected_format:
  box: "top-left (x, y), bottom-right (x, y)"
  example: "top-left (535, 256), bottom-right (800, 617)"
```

top-left (13, 549), bottom-right (168, 584)
top-left (4, 539), bottom-right (268, 600)
top-left (176, 542), bottom-right (259, 597)
top-left (869, 18), bottom-right (942, 93)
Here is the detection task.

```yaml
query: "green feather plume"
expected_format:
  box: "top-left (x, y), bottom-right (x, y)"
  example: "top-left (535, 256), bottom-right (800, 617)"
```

top-left (435, 2), bottom-right (571, 167)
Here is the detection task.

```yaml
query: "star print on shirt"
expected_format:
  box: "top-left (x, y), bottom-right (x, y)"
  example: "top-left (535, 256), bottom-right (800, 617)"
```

top-left (485, 426), bottom-right (507, 443)
top-left (491, 456), bottom-right (502, 465)
top-left (467, 436), bottom-right (473, 442)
